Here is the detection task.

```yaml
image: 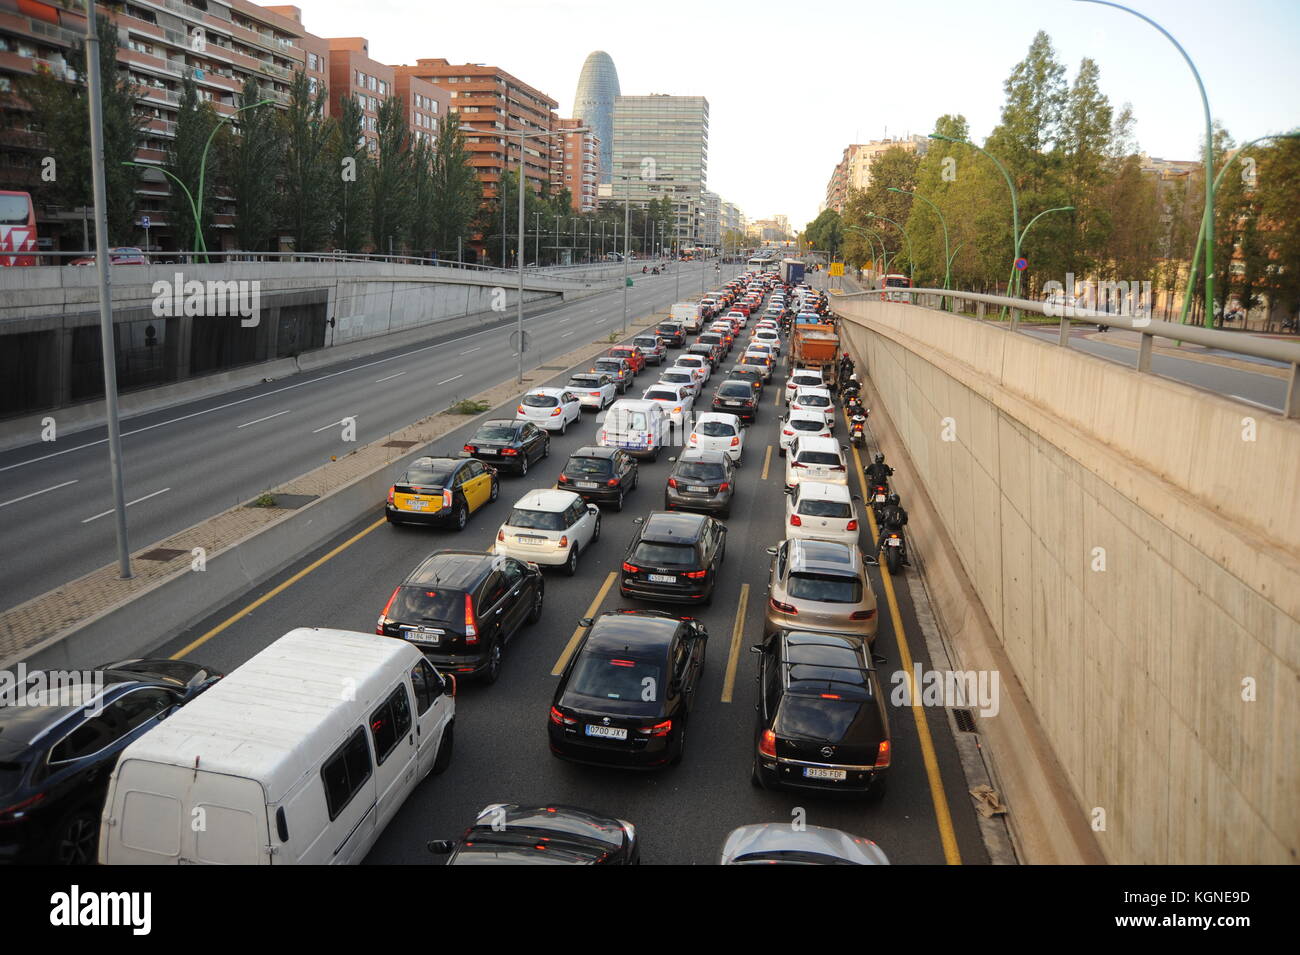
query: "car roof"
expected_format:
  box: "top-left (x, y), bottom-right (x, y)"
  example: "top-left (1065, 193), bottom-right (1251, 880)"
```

top-left (477, 419), bottom-right (521, 430)
top-left (696, 411), bottom-right (740, 425)
top-left (676, 448), bottom-right (727, 464)
top-left (587, 610), bottom-right (682, 656)
top-left (527, 386), bottom-right (569, 397)
top-left (569, 445), bottom-right (619, 459)
top-left (640, 510), bottom-right (708, 542)
top-left (511, 489), bottom-right (580, 512)
top-left (794, 386), bottom-right (832, 398)
top-left (796, 481), bottom-right (852, 502)
top-left (787, 538), bottom-right (860, 576)
top-left (407, 550), bottom-right (497, 588)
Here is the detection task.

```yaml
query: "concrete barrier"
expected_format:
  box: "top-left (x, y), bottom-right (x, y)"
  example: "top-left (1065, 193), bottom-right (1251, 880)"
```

top-left (837, 295), bottom-right (1300, 864)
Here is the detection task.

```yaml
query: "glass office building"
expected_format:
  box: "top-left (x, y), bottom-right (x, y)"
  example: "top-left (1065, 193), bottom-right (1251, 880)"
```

top-left (572, 51), bottom-right (621, 184)
top-left (610, 95), bottom-right (710, 245)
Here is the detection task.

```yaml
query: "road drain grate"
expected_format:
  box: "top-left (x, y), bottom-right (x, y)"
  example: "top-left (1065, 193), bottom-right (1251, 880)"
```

top-left (139, 548), bottom-right (187, 562)
top-left (383, 440), bottom-right (417, 449)
top-left (952, 708), bottom-right (978, 733)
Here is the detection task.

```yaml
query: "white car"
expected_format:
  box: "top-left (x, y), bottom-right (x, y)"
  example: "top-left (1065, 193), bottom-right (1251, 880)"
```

top-left (494, 488), bottom-right (600, 575)
top-left (740, 351), bottom-right (775, 380)
top-left (673, 354), bottom-right (712, 384)
top-left (688, 412), bottom-right (744, 464)
top-left (725, 310), bottom-right (749, 328)
top-left (657, 368), bottom-right (700, 397)
top-left (641, 383), bottom-right (695, 428)
top-left (517, 387), bottom-right (582, 433)
top-left (784, 435), bottom-right (849, 489)
top-left (567, 373), bottom-right (618, 411)
top-left (790, 386), bottom-right (836, 429)
top-left (779, 409), bottom-right (833, 456)
top-left (785, 481), bottom-right (861, 546)
top-left (785, 368), bottom-right (826, 399)
top-left (752, 328), bottom-right (782, 352)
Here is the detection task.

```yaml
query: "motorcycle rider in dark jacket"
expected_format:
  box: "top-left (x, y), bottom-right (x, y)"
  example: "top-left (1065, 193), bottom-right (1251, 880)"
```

top-left (876, 494), bottom-right (910, 565)
top-left (864, 454), bottom-right (893, 489)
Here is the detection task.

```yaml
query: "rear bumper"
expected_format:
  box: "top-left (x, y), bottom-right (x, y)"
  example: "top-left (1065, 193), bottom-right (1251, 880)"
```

top-left (620, 576), bottom-right (712, 604)
top-left (494, 540), bottom-right (568, 566)
top-left (386, 504), bottom-right (451, 526)
top-left (548, 725), bottom-right (676, 769)
top-left (665, 489), bottom-right (731, 513)
top-left (755, 756), bottom-right (886, 795)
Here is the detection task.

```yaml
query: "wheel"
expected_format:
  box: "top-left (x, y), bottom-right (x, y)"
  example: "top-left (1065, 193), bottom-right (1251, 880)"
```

top-left (701, 582), bottom-right (713, 607)
top-left (563, 547), bottom-right (578, 576)
top-left (885, 546), bottom-right (901, 574)
top-left (648, 448), bottom-right (658, 463)
top-left (519, 454), bottom-right (529, 477)
top-left (527, 580), bottom-right (545, 624)
top-left (613, 489), bottom-right (625, 512)
top-left (777, 446), bottom-right (786, 458)
top-left (451, 501), bottom-right (468, 532)
top-left (592, 515), bottom-right (601, 542)
top-left (751, 758), bottom-right (765, 789)
top-left (430, 723), bottom-right (454, 776)
top-left (541, 440), bottom-right (550, 459)
top-left (559, 418), bottom-right (567, 436)
top-left (51, 807), bottom-right (99, 865)
top-left (489, 479), bottom-right (499, 502)
top-left (481, 640), bottom-right (504, 685)
top-left (670, 724), bottom-right (687, 765)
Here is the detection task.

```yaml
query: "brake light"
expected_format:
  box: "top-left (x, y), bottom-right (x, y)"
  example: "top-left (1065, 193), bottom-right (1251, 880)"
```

top-left (442, 489), bottom-right (453, 508)
top-left (501, 447), bottom-right (518, 455)
top-left (790, 514), bottom-right (802, 526)
top-left (590, 391), bottom-right (601, 397)
top-left (464, 593), bottom-right (479, 644)
top-left (875, 740), bottom-right (892, 768)
top-left (637, 719), bottom-right (673, 737)
top-left (463, 444), bottom-right (476, 454)
top-left (606, 478), bottom-right (619, 486)
top-left (622, 562), bottom-right (640, 573)
top-left (847, 519), bottom-right (859, 531)
top-left (668, 478), bottom-right (677, 488)
top-left (792, 461), bottom-right (807, 468)
top-left (718, 482), bottom-right (729, 492)
top-left (497, 529), bottom-right (505, 542)
top-left (558, 536), bottom-right (568, 548)
top-left (386, 485), bottom-right (395, 505)
top-left (558, 473), bottom-right (569, 483)
top-left (684, 569), bottom-right (707, 579)
top-left (377, 586), bottom-right (400, 633)
top-left (782, 429), bottom-right (793, 436)
top-left (759, 729), bottom-right (777, 757)
top-left (731, 436), bottom-right (741, 446)
top-left (689, 433), bottom-right (698, 443)
top-left (517, 404), bottom-right (525, 414)
top-left (820, 693), bottom-right (842, 700)
top-left (549, 706), bottom-right (576, 726)
top-left (769, 597), bottom-right (797, 614)
top-left (550, 408), bottom-right (562, 416)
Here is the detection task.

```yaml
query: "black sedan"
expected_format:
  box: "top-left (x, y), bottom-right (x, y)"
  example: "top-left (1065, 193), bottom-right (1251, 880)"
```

top-left (751, 630), bottom-right (891, 798)
top-left (0, 660), bottom-right (223, 864)
top-left (461, 419), bottom-right (549, 477)
top-left (620, 511), bottom-right (726, 605)
top-left (428, 804), bottom-right (640, 865)
top-left (549, 610), bottom-right (708, 769)
top-left (556, 446), bottom-right (639, 510)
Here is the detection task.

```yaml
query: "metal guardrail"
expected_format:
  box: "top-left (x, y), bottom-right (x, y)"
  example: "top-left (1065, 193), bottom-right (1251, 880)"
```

top-left (834, 285), bottom-right (1300, 419)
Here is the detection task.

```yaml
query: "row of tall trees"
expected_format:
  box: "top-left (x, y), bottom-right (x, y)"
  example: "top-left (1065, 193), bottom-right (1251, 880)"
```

top-left (819, 30), bottom-right (1299, 324)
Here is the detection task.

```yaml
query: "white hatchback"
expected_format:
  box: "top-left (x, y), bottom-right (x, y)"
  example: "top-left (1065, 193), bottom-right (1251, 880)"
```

top-left (790, 386), bottom-right (836, 429)
top-left (784, 435), bottom-right (849, 489)
top-left (779, 409), bottom-right (833, 456)
top-left (641, 383), bottom-right (695, 427)
top-left (785, 368), bottom-right (826, 399)
top-left (688, 412), bottom-right (744, 463)
top-left (517, 387), bottom-right (582, 433)
top-left (784, 480), bottom-right (861, 546)
top-left (673, 354), bottom-right (712, 384)
top-left (657, 368), bottom-right (700, 397)
top-left (494, 488), bottom-right (600, 575)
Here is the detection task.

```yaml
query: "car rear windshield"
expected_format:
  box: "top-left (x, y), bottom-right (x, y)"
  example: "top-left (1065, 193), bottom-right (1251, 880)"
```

top-left (698, 420), bottom-right (736, 437)
top-left (796, 451), bottom-right (842, 467)
top-left (792, 375), bottom-right (822, 387)
top-left (508, 508), bottom-right (568, 531)
top-left (700, 334), bottom-right (722, 344)
top-left (786, 572), bottom-right (862, 603)
top-left (791, 419), bottom-right (825, 432)
top-left (798, 394), bottom-right (830, 407)
top-left (608, 409), bottom-right (649, 432)
top-left (717, 383), bottom-right (753, 398)
top-left (631, 541), bottom-right (697, 566)
top-left (657, 325), bottom-right (681, 334)
top-left (568, 377), bottom-right (599, 388)
top-left (402, 463), bottom-right (454, 487)
top-left (567, 456), bottom-right (612, 475)
top-left (675, 462), bottom-right (727, 482)
top-left (474, 425), bottom-right (518, 442)
top-left (798, 499), bottom-right (852, 518)
top-left (523, 393), bottom-right (558, 408)
top-left (391, 586), bottom-right (464, 624)
top-left (661, 373), bottom-right (691, 383)
top-left (644, 390), bottom-right (678, 403)
top-left (775, 696), bottom-right (866, 740)
top-left (569, 654), bottom-right (664, 705)
top-left (595, 361), bottom-right (623, 373)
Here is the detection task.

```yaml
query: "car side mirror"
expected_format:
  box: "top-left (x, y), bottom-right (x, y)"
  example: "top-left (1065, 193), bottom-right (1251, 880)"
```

top-left (749, 645), bottom-right (763, 654)
top-left (578, 617), bottom-right (594, 628)
top-left (668, 456), bottom-right (677, 462)
top-left (633, 517), bottom-right (644, 525)
top-left (588, 504), bottom-right (599, 515)
top-left (765, 545), bottom-right (778, 555)
top-left (427, 840), bottom-right (455, 855)
top-left (871, 652), bottom-right (888, 667)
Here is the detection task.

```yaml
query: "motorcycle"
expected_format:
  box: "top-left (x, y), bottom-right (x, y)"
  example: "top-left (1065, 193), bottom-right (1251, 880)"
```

top-left (867, 482), bottom-right (890, 521)
top-left (642, 266), bottom-right (648, 274)
top-left (651, 267), bottom-right (660, 275)
top-left (849, 415), bottom-right (867, 447)
top-left (845, 396), bottom-right (865, 418)
top-left (882, 529), bottom-right (906, 574)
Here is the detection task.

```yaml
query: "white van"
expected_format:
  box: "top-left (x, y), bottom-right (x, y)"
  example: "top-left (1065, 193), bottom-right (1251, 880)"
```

top-left (599, 398), bottom-right (669, 461)
top-left (670, 302), bottom-right (702, 332)
top-left (98, 628), bottom-right (454, 865)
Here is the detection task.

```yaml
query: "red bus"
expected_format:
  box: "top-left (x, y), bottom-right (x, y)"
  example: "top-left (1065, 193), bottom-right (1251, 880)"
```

top-left (0, 191), bottom-right (37, 266)
top-left (881, 273), bottom-right (912, 303)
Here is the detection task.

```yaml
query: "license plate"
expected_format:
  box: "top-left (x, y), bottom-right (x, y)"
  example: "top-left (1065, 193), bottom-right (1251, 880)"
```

top-left (875, 494), bottom-right (886, 503)
top-left (725, 400), bottom-right (740, 406)
top-left (576, 481), bottom-right (599, 489)
top-left (585, 724), bottom-right (628, 740)
top-left (803, 767), bottom-right (846, 780)
top-left (405, 631), bottom-right (442, 646)
top-left (887, 537), bottom-right (902, 547)
top-left (407, 500), bottom-right (428, 511)
top-left (518, 535), bottom-right (546, 543)
top-left (687, 485), bottom-right (711, 493)
top-left (647, 573), bottom-right (676, 583)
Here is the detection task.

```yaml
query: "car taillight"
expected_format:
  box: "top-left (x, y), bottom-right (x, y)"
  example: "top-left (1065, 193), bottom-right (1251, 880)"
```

top-left (668, 478), bottom-right (677, 488)
top-left (769, 597), bottom-right (797, 614)
top-left (550, 408), bottom-right (562, 416)
top-left (622, 562), bottom-right (640, 573)
top-left (637, 719), bottom-right (673, 737)
top-left (558, 473), bottom-right (569, 483)
top-left (606, 478), bottom-right (619, 486)
top-left (0, 792), bottom-right (45, 823)
top-left (847, 519), bottom-right (859, 531)
top-left (759, 729), bottom-right (777, 757)
top-left (517, 404), bottom-right (525, 413)
top-left (497, 529), bottom-right (505, 542)
top-left (463, 444), bottom-right (477, 453)
top-left (782, 429), bottom-right (793, 436)
top-left (685, 569), bottom-right (707, 579)
top-left (689, 433), bottom-right (698, 443)
top-left (590, 391), bottom-right (601, 397)
top-left (386, 485), bottom-right (395, 504)
top-left (377, 586), bottom-right (400, 633)
top-left (790, 514), bottom-right (802, 526)
top-left (558, 536), bottom-right (568, 548)
top-left (792, 461), bottom-right (807, 468)
top-left (442, 489), bottom-right (453, 508)
top-left (875, 740), bottom-right (892, 768)
top-left (464, 593), bottom-right (479, 644)
top-left (731, 436), bottom-right (741, 446)
top-left (502, 447), bottom-right (518, 455)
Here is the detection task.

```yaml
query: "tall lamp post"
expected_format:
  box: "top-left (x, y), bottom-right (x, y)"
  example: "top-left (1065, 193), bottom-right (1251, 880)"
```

top-left (865, 212), bottom-right (914, 282)
top-left (889, 186), bottom-right (951, 295)
top-left (843, 224), bottom-right (889, 285)
top-left (513, 126), bottom-right (587, 382)
top-left (195, 98), bottom-right (273, 259)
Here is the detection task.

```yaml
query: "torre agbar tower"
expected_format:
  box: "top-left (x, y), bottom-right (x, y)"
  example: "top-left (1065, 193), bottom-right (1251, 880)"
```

top-left (573, 51), bottom-right (620, 184)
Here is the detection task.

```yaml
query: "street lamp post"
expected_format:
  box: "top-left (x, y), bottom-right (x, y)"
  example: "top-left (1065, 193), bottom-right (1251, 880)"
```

top-left (930, 132), bottom-right (1021, 302)
top-left (865, 212), bottom-right (914, 282)
top-left (195, 98), bottom-right (274, 259)
top-left (889, 186), bottom-right (951, 296)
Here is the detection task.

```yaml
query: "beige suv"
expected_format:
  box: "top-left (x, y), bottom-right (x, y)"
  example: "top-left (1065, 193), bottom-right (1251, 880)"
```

top-left (764, 538), bottom-right (879, 644)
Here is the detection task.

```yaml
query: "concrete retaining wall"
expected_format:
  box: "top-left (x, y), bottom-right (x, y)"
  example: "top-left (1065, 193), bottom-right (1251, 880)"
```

top-left (836, 297), bottom-right (1300, 864)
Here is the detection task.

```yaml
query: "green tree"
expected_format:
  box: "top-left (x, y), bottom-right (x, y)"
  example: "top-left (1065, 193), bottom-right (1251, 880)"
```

top-left (166, 74), bottom-right (220, 252)
top-left (278, 70), bottom-right (334, 253)
top-left (426, 114), bottom-right (480, 259)
top-left (842, 146), bottom-right (919, 274)
top-left (221, 77), bottom-right (281, 251)
top-left (370, 93), bottom-right (410, 254)
top-left (328, 91), bottom-right (369, 252)
top-left (1256, 135), bottom-right (1300, 324)
top-left (1055, 58), bottom-right (1113, 284)
top-left (803, 208), bottom-right (843, 259)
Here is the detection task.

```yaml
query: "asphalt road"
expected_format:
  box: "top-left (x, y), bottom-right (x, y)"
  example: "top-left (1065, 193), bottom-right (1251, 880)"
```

top-left (0, 260), bottom-right (729, 612)
top-left (150, 291), bottom-right (991, 866)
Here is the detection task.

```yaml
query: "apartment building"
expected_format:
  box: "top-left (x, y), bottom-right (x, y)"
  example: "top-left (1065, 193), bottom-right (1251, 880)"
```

top-left (550, 116), bottom-right (598, 213)
top-left (325, 37), bottom-right (394, 154)
top-left (824, 136), bottom-right (928, 213)
top-left (392, 67), bottom-right (449, 148)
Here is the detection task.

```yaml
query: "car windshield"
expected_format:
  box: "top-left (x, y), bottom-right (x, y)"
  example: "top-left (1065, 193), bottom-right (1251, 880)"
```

top-left (796, 451), bottom-right (842, 467)
top-left (568, 654), bottom-right (664, 705)
top-left (631, 541), bottom-right (697, 566)
top-left (523, 394), bottom-right (558, 408)
top-left (798, 499), bottom-right (852, 518)
top-left (675, 462), bottom-right (727, 482)
top-left (791, 419), bottom-right (825, 432)
top-left (644, 390), bottom-right (677, 402)
top-left (718, 383), bottom-right (752, 398)
top-left (567, 457), bottom-right (612, 475)
top-left (508, 508), bottom-right (568, 531)
top-left (609, 409), bottom-right (649, 431)
top-left (775, 696), bottom-right (866, 741)
top-left (698, 420), bottom-right (736, 437)
top-left (474, 425), bottom-right (518, 442)
top-left (402, 463), bottom-right (454, 487)
top-left (786, 572), bottom-right (862, 603)
top-left (391, 586), bottom-right (464, 624)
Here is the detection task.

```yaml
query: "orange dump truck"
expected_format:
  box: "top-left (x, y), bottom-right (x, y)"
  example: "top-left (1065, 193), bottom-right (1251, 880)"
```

top-left (788, 319), bottom-right (841, 385)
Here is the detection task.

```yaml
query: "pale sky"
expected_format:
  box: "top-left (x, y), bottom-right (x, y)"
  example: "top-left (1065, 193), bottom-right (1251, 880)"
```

top-left (290, 0), bottom-right (1299, 231)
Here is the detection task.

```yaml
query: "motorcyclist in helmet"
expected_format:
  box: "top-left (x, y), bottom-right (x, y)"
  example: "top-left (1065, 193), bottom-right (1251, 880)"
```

top-left (876, 493), bottom-right (910, 565)
top-left (864, 453), bottom-right (893, 488)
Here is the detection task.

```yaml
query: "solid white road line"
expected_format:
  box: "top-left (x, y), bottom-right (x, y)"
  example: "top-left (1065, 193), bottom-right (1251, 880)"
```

top-left (311, 417), bottom-right (356, 434)
top-left (236, 409), bottom-right (290, 429)
top-left (437, 375), bottom-right (463, 386)
top-left (374, 372), bottom-right (405, 383)
top-left (459, 347), bottom-right (480, 355)
top-left (0, 479), bottom-right (78, 510)
top-left (81, 486), bottom-right (170, 524)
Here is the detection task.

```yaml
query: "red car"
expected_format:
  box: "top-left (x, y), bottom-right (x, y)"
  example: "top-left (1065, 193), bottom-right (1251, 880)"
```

top-left (607, 345), bottom-right (645, 375)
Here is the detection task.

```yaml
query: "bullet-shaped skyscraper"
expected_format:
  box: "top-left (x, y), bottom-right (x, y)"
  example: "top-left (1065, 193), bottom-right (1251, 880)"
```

top-left (573, 51), bottom-right (620, 184)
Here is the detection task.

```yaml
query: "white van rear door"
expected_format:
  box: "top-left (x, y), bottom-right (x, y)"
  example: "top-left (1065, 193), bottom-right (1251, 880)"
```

top-left (409, 660), bottom-right (453, 779)
top-left (367, 681), bottom-right (419, 835)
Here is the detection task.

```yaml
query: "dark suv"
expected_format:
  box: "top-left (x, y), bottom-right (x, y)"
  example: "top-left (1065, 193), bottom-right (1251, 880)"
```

top-left (713, 379), bottom-right (759, 422)
top-left (665, 449), bottom-right (735, 517)
top-left (377, 550), bottom-right (544, 684)
top-left (655, 322), bottom-right (686, 348)
top-left (557, 446), bottom-right (639, 510)
top-left (751, 630), bottom-right (890, 798)
top-left (0, 659), bottom-right (223, 864)
top-left (620, 511), bottom-right (727, 605)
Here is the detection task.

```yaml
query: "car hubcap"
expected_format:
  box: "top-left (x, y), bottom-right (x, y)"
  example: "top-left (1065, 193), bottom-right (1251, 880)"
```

top-left (59, 817), bottom-right (94, 865)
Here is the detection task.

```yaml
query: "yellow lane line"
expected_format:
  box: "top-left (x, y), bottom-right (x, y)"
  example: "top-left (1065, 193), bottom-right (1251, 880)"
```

top-left (170, 516), bottom-right (387, 660)
top-left (773, 380), bottom-right (783, 406)
top-left (760, 444), bottom-right (772, 481)
top-left (847, 410), bottom-right (962, 865)
top-left (550, 571), bottom-right (617, 676)
top-left (720, 583), bottom-right (750, 703)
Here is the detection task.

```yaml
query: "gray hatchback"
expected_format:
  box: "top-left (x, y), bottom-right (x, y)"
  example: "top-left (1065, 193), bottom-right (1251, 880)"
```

top-left (664, 448), bottom-right (735, 517)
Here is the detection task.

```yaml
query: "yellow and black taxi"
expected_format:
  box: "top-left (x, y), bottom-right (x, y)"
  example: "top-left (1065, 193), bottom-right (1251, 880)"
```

top-left (385, 455), bottom-right (499, 530)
